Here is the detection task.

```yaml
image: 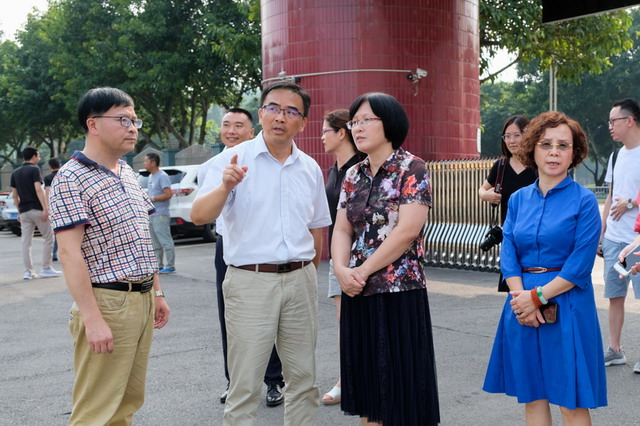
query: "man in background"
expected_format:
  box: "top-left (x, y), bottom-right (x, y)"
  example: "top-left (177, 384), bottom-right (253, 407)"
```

top-left (44, 157), bottom-right (61, 261)
top-left (144, 152), bottom-right (176, 274)
top-left (600, 98), bottom-right (640, 373)
top-left (11, 147), bottom-right (60, 280)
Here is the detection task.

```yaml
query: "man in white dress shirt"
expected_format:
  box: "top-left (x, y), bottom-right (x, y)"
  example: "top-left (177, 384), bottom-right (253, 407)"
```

top-left (191, 81), bottom-right (331, 425)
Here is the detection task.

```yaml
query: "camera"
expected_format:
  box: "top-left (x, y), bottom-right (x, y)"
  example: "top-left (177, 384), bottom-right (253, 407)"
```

top-left (480, 225), bottom-right (503, 252)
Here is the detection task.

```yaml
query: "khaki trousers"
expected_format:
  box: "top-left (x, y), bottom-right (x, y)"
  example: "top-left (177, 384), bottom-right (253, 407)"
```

top-left (222, 264), bottom-right (320, 426)
top-left (19, 209), bottom-right (55, 272)
top-left (68, 288), bottom-right (155, 426)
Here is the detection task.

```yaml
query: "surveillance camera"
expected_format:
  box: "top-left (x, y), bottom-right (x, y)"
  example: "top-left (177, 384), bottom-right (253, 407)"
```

top-left (416, 68), bottom-right (427, 78)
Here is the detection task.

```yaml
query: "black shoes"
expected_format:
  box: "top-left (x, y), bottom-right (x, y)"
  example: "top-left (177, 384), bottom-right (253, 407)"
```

top-left (220, 385), bottom-right (229, 404)
top-left (221, 383), bottom-right (284, 406)
top-left (266, 383), bottom-right (284, 407)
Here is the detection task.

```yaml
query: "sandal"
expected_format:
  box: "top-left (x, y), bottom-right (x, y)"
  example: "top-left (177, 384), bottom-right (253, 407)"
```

top-left (321, 384), bottom-right (341, 405)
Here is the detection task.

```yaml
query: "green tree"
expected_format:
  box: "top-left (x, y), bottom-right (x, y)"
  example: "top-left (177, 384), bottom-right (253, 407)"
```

top-left (480, 0), bottom-right (634, 83)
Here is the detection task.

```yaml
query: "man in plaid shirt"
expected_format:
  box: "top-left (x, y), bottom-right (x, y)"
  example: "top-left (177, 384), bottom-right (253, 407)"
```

top-left (50, 87), bottom-right (170, 425)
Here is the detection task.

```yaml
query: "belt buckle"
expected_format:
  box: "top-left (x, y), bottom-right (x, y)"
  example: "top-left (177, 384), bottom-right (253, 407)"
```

top-left (530, 267), bottom-right (547, 274)
top-left (140, 280), bottom-right (154, 292)
top-left (277, 263), bottom-right (292, 273)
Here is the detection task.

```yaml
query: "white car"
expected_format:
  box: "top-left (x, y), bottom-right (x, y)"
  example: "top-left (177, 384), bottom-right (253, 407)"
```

top-left (138, 164), bottom-right (215, 242)
top-left (1, 192), bottom-right (20, 235)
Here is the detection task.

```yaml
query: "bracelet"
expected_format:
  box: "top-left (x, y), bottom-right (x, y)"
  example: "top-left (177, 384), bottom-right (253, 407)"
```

top-left (530, 288), bottom-right (543, 308)
top-left (536, 286), bottom-right (548, 305)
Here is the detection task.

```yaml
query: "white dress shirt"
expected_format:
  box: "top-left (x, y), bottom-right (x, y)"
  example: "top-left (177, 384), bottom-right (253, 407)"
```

top-left (197, 131), bottom-right (331, 265)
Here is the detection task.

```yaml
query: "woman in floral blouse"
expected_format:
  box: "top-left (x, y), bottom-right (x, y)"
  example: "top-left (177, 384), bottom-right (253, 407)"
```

top-left (332, 92), bottom-right (440, 425)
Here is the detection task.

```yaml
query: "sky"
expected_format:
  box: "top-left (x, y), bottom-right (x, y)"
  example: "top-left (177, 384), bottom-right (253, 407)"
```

top-left (0, 0), bottom-right (49, 41)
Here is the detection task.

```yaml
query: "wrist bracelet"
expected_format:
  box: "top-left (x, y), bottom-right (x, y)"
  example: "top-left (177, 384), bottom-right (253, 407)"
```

top-left (530, 288), bottom-right (543, 308)
top-left (536, 286), bottom-right (548, 305)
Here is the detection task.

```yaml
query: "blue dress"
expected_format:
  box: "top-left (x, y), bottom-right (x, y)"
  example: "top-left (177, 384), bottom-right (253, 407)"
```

top-left (483, 175), bottom-right (607, 409)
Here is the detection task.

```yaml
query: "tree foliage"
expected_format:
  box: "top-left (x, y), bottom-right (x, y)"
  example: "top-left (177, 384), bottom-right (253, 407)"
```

top-left (480, 0), bottom-right (634, 83)
top-left (0, 0), bottom-right (261, 159)
top-left (481, 8), bottom-right (640, 185)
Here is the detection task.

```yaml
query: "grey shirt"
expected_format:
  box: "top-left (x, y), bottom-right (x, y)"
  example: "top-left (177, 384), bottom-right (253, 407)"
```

top-left (148, 170), bottom-right (172, 216)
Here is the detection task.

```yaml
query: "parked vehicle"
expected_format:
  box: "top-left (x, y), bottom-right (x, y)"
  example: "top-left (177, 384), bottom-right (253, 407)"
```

top-left (138, 164), bottom-right (215, 242)
top-left (0, 191), bottom-right (9, 230)
top-left (1, 192), bottom-right (20, 236)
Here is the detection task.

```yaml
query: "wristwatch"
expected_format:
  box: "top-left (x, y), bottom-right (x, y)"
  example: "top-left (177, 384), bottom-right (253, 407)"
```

top-left (155, 290), bottom-right (165, 297)
top-left (627, 199), bottom-right (634, 209)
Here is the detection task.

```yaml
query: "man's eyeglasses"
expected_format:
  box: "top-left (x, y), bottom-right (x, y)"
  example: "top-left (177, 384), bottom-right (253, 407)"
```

top-left (261, 105), bottom-right (304, 120)
top-left (346, 117), bottom-right (382, 130)
top-left (536, 142), bottom-right (572, 151)
top-left (93, 115), bottom-right (143, 129)
top-left (502, 133), bottom-right (522, 142)
top-left (608, 116), bottom-right (630, 127)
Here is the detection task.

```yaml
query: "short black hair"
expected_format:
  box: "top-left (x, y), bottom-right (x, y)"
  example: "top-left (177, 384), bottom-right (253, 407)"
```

top-left (77, 87), bottom-right (135, 133)
top-left (260, 81), bottom-right (311, 117)
top-left (48, 157), bottom-right (61, 169)
top-left (348, 92), bottom-right (409, 149)
top-left (22, 147), bottom-right (39, 161)
top-left (612, 98), bottom-right (640, 124)
top-left (145, 152), bottom-right (161, 166)
top-left (225, 107), bottom-right (253, 124)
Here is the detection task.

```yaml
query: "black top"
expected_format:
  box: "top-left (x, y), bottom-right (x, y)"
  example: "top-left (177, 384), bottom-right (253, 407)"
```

top-left (326, 154), bottom-right (362, 256)
top-left (44, 170), bottom-right (58, 187)
top-left (486, 158), bottom-right (537, 224)
top-left (10, 163), bottom-right (44, 213)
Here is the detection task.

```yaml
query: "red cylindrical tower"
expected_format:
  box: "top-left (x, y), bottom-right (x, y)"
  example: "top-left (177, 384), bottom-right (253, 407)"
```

top-left (261, 0), bottom-right (481, 169)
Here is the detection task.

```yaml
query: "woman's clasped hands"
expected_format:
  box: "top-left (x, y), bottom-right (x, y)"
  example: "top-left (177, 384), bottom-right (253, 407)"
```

top-left (509, 290), bottom-right (545, 327)
top-left (334, 265), bottom-right (368, 297)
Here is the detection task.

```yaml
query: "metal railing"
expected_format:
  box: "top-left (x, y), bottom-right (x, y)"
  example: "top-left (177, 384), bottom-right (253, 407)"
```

top-left (424, 158), bottom-right (501, 272)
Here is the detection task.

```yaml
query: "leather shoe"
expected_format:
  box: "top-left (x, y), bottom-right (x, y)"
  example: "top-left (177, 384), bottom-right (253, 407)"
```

top-left (266, 383), bottom-right (284, 407)
top-left (220, 385), bottom-right (229, 404)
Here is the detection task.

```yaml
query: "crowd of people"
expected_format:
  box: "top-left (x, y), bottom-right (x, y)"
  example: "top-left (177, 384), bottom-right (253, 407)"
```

top-left (13, 82), bottom-right (640, 425)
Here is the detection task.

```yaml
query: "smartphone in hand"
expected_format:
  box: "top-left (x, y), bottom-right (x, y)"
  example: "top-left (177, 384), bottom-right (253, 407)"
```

top-left (613, 245), bottom-right (640, 278)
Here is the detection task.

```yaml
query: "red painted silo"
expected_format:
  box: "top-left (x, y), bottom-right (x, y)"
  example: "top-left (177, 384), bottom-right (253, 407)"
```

top-left (261, 0), bottom-right (481, 170)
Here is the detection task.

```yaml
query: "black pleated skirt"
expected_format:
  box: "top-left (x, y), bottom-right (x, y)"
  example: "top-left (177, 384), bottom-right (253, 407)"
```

top-left (340, 288), bottom-right (440, 425)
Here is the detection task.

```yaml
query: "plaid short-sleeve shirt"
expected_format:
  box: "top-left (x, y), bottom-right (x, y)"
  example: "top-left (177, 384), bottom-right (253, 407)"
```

top-left (49, 151), bottom-right (158, 283)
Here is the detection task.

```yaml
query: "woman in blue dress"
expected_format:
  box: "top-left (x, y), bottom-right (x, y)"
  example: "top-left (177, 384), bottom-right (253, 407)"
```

top-left (483, 111), bottom-right (607, 425)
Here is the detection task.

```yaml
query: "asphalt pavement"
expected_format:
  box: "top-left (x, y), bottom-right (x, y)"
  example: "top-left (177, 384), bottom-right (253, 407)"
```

top-left (1, 229), bottom-right (639, 425)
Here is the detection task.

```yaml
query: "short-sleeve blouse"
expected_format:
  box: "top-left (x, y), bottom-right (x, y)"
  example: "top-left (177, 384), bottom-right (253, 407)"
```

top-left (338, 148), bottom-right (432, 296)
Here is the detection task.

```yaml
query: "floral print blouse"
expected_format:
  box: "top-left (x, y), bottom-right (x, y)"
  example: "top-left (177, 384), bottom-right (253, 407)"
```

top-left (338, 148), bottom-right (432, 296)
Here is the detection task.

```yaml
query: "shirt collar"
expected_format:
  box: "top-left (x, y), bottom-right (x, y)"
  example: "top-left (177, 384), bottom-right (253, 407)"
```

top-left (533, 173), bottom-right (574, 196)
top-left (361, 148), bottom-right (404, 174)
top-left (71, 150), bottom-right (126, 177)
top-left (252, 131), bottom-right (300, 163)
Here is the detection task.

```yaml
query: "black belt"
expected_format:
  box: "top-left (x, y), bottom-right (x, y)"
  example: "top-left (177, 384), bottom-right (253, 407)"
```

top-left (234, 261), bottom-right (310, 273)
top-left (92, 276), bottom-right (154, 292)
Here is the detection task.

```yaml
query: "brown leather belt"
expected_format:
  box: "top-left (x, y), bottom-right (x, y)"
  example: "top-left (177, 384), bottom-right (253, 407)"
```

top-left (92, 276), bottom-right (154, 292)
top-left (522, 267), bottom-right (562, 274)
top-left (234, 261), bottom-right (310, 273)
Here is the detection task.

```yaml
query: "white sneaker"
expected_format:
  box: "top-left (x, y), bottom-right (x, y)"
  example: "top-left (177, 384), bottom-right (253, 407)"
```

top-left (39, 267), bottom-right (62, 278)
top-left (634, 360), bottom-right (640, 374)
top-left (23, 270), bottom-right (38, 280)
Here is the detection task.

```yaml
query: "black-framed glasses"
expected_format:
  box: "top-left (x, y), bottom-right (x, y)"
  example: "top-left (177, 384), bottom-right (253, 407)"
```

top-left (536, 142), bottom-right (572, 151)
top-left (322, 128), bottom-right (335, 135)
top-left (93, 115), bottom-right (143, 129)
top-left (261, 105), bottom-right (304, 120)
top-left (608, 116), bottom-right (630, 127)
top-left (346, 117), bottom-right (382, 130)
top-left (502, 133), bottom-right (522, 142)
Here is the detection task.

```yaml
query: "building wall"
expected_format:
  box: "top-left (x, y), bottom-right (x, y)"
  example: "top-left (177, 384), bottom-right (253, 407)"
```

top-left (261, 0), bottom-right (481, 173)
